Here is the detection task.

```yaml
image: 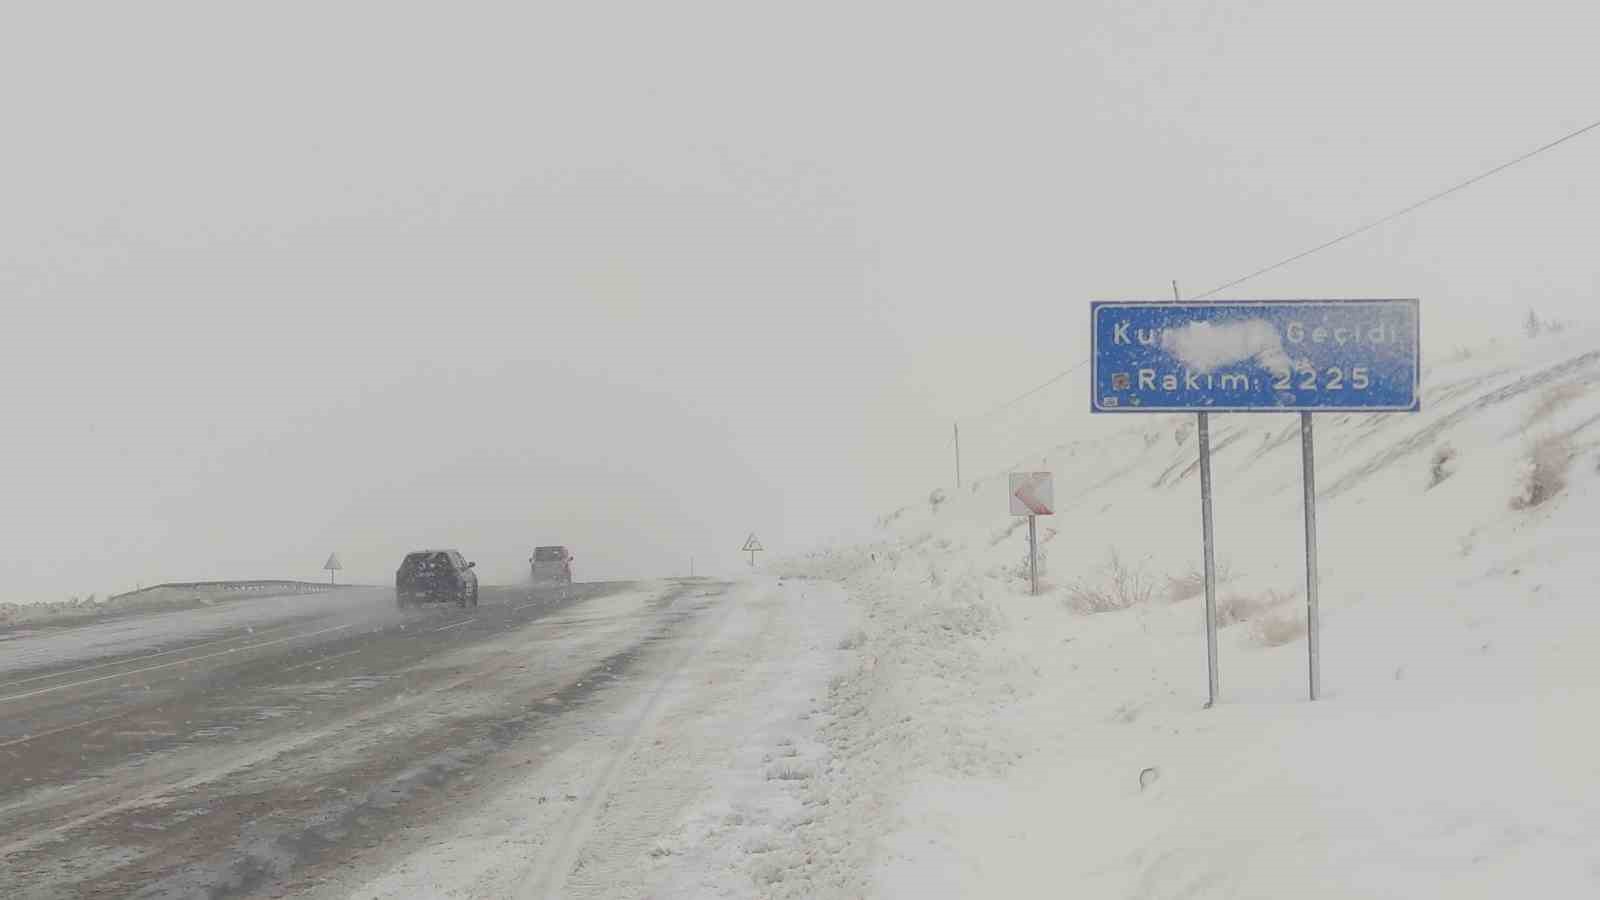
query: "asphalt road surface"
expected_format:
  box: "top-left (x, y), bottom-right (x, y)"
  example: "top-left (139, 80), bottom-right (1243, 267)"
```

top-left (0, 579), bottom-right (733, 899)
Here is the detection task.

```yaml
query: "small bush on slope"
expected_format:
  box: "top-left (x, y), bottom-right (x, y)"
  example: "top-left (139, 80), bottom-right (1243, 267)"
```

top-left (1511, 433), bottom-right (1572, 510)
top-left (1165, 562), bottom-right (1234, 603)
top-left (1251, 608), bottom-right (1308, 647)
top-left (1526, 382), bottom-right (1587, 427)
top-left (1427, 444), bottom-right (1458, 490)
top-left (1063, 550), bottom-right (1154, 614)
top-left (1216, 589), bottom-right (1294, 627)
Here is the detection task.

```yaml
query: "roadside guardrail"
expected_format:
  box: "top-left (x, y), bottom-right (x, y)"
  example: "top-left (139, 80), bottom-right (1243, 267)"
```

top-left (108, 580), bottom-right (348, 602)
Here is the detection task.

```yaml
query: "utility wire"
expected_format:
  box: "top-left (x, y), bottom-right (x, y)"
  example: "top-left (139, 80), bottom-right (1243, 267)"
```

top-left (1192, 115), bottom-right (1600, 299)
top-left (963, 357), bottom-right (1090, 424)
top-left (955, 114), bottom-right (1600, 425)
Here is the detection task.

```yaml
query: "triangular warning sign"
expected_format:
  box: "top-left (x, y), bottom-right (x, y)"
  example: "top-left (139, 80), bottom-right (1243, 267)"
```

top-left (323, 553), bottom-right (343, 571)
top-left (741, 533), bottom-right (765, 552)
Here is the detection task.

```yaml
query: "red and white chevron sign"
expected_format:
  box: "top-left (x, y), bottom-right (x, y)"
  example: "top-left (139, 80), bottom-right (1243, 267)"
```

top-left (1009, 472), bottom-right (1055, 516)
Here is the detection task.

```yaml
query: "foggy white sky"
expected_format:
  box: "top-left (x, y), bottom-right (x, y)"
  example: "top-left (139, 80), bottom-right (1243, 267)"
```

top-left (4, 1), bottom-right (1597, 601)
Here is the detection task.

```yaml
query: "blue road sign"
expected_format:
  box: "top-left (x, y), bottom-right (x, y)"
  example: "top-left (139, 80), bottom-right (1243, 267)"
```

top-left (1091, 299), bottom-right (1419, 412)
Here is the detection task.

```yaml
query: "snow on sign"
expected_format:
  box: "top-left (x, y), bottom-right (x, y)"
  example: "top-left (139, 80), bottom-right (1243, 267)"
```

top-left (1091, 300), bottom-right (1420, 412)
top-left (323, 553), bottom-right (342, 571)
top-left (1009, 472), bottom-right (1054, 516)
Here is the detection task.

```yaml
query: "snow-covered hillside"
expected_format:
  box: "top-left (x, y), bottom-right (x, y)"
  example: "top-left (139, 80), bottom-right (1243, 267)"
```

top-left (773, 326), bottom-right (1600, 898)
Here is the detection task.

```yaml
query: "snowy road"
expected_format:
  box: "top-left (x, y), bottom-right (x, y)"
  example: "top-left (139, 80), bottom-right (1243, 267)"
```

top-left (0, 577), bottom-right (854, 899)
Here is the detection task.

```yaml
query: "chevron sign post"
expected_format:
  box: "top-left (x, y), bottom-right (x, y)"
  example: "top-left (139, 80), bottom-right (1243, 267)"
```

top-left (1010, 473), bottom-right (1054, 595)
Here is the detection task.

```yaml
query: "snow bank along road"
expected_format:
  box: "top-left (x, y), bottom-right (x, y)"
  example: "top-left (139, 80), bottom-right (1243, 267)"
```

top-left (0, 577), bottom-right (855, 898)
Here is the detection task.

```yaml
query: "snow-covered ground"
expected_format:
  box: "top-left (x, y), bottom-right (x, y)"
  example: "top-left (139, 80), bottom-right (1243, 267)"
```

top-left (766, 327), bottom-right (1600, 897)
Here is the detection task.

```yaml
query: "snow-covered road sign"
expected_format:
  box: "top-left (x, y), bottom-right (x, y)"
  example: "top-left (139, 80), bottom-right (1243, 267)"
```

top-left (1091, 300), bottom-right (1420, 412)
top-left (1009, 472), bottom-right (1054, 516)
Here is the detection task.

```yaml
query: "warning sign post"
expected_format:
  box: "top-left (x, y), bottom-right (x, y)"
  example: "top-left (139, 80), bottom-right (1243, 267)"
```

top-left (740, 533), bottom-right (764, 568)
top-left (1009, 473), bottom-right (1054, 595)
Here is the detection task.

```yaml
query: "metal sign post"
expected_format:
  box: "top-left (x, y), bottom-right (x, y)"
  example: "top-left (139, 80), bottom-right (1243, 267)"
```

top-left (1009, 472), bottom-right (1054, 595)
top-left (954, 423), bottom-right (962, 490)
top-left (1197, 412), bottom-right (1219, 707)
top-left (1301, 412), bottom-right (1321, 700)
top-left (1027, 515), bottom-right (1039, 595)
top-left (1176, 281), bottom-right (1220, 708)
top-left (1090, 298), bottom-right (1420, 705)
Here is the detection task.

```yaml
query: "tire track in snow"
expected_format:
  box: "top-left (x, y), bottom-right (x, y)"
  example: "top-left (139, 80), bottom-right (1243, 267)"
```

top-left (1325, 349), bottom-right (1600, 498)
top-left (521, 586), bottom-right (744, 900)
top-left (561, 583), bottom-right (796, 899)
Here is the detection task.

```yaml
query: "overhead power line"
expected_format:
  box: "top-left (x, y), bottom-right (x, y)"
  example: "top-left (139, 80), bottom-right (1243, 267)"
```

top-left (964, 357), bottom-right (1090, 424)
top-left (955, 113), bottom-right (1600, 425)
top-left (1191, 115), bottom-right (1600, 300)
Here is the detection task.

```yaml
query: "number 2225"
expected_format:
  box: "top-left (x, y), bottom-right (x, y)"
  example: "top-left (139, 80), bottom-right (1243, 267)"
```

top-left (1274, 367), bottom-right (1370, 391)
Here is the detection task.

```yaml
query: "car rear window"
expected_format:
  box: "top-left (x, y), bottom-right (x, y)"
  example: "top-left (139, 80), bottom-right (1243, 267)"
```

top-left (404, 552), bottom-right (450, 571)
top-left (534, 547), bottom-right (566, 561)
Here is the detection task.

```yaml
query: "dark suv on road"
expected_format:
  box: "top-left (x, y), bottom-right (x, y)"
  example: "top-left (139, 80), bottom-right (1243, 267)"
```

top-left (396, 550), bottom-right (479, 608)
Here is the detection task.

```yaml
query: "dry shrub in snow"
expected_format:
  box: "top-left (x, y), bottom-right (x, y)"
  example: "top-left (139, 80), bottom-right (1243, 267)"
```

top-left (1251, 609), bottom-right (1308, 647)
top-left (837, 628), bottom-right (867, 651)
top-left (1524, 309), bottom-right (1571, 339)
top-left (1215, 589), bottom-right (1292, 627)
top-left (1165, 562), bottom-right (1233, 603)
top-left (1427, 444), bottom-right (1458, 490)
top-left (1527, 382), bottom-right (1586, 426)
top-left (927, 488), bottom-right (947, 512)
top-left (1063, 551), bottom-right (1154, 614)
top-left (764, 762), bottom-right (813, 782)
top-left (1511, 433), bottom-right (1572, 510)
top-left (1011, 545), bottom-right (1048, 583)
